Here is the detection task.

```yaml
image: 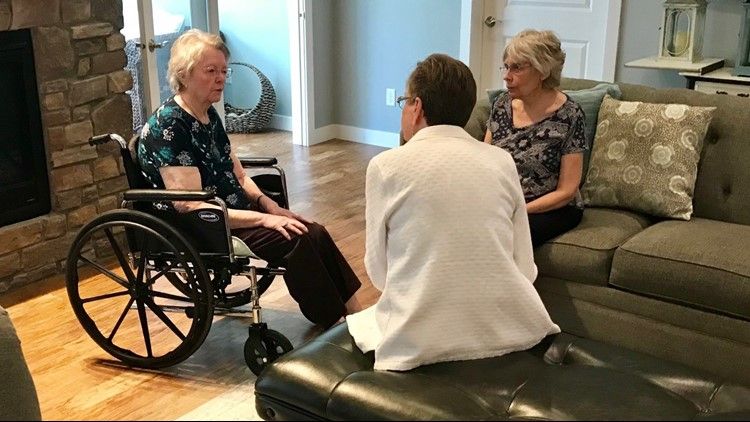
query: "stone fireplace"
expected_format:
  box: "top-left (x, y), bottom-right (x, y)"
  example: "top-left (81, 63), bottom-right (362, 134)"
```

top-left (0, 0), bottom-right (132, 293)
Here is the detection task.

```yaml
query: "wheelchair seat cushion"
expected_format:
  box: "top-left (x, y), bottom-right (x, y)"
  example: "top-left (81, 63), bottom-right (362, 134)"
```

top-left (232, 236), bottom-right (256, 258)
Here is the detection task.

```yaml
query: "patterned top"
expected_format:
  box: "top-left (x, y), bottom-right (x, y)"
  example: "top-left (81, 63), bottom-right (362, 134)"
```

top-left (137, 96), bottom-right (253, 210)
top-left (487, 93), bottom-right (587, 208)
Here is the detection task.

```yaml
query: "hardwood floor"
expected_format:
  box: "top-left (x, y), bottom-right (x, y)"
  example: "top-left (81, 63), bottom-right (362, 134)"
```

top-left (0, 131), bottom-right (385, 420)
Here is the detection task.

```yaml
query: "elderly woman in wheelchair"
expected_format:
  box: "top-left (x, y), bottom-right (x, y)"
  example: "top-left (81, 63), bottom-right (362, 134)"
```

top-left (65, 29), bottom-right (362, 376)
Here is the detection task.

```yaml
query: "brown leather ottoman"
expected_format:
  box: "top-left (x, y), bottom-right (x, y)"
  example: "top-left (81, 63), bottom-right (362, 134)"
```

top-left (255, 323), bottom-right (750, 420)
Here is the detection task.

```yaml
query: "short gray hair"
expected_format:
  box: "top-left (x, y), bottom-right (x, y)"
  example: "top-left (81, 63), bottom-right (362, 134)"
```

top-left (504, 29), bottom-right (565, 90)
top-left (167, 29), bottom-right (230, 93)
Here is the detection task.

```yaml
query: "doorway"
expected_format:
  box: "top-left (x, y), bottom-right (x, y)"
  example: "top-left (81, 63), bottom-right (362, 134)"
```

top-left (122, 0), bottom-right (218, 132)
top-left (460, 0), bottom-right (622, 94)
top-left (121, 0), bottom-right (312, 147)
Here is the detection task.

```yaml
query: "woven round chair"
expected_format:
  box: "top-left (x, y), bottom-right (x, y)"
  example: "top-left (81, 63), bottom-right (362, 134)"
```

top-left (224, 62), bottom-right (277, 133)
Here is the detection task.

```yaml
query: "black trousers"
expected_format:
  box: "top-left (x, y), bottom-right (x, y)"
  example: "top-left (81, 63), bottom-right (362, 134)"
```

top-left (528, 205), bottom-right (584, 248)
top-left (233, 222), bottom-right (361, 328)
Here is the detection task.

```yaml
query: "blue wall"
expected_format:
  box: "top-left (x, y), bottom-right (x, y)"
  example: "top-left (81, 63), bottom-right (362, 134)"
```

top-left (219, 0), bottom-right (291, 117)
top-left (329, 0), bottom-right (462, 133)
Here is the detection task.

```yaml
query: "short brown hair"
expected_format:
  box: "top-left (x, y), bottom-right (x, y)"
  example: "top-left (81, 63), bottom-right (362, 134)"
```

top-left (504, 29), bottom-right (565, 90)
top-left (167, 29), bottom-right (230, 93)
top-left (406, 53), bottom-right (477, 127)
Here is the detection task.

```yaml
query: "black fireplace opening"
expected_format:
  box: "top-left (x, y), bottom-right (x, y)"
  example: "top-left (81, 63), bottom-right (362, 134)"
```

top-left (0, 29), bottom-right (50, 227)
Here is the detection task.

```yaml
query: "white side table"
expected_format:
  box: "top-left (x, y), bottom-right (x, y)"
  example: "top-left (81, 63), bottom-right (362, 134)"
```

top-left (625, 57), bottom-right (725, 75)
top-left (679, 67), bottom-right (750, 98)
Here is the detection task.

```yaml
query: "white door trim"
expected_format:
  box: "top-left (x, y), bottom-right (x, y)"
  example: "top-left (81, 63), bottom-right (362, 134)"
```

top-left (205, 0), bottom-right (225, 121)
top-left (459, 0), bottom-right (622, 83)
top-left (135, 0), bottom-right (223, 118)
top-left (289, 0), bottom-right (314, 147)
top-left (136, 0), bottom-right (159, 114)
top-left (459, 0), bottom-right (484, 87)
top-left (602, 1), bottom-right (622, 82)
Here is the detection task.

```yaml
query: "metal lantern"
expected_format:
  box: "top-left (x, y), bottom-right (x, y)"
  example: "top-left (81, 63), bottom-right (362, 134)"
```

top-left (658, 0), bottom-right (707, 63)
top-left (734, 0), bottom-right (750, 76)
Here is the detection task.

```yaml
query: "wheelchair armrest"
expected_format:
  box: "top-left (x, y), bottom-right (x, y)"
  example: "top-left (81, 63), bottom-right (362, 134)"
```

top-left (238, 156), bottom-right (278, 167)
top-left (89, 133), bottom-right (127, 149)
top-left (123, 189), bottom-right (215, 202)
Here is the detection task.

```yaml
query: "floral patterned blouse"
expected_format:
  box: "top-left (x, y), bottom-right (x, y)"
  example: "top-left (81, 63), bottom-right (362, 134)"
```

top-left (137, 96), bottom-right (253, 210)
top-left (487, 92), bottom-right (587, 209)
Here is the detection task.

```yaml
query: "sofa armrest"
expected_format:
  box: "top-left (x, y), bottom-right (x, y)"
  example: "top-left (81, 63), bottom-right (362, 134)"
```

top-left (0, 307), bottom-right (41, 421)
top-left (463, 97), bottom-right (491, 141)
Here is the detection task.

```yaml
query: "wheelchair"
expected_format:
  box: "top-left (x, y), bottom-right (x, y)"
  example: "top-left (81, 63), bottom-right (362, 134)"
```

top-left (65, 133), bottom-right (292, 376)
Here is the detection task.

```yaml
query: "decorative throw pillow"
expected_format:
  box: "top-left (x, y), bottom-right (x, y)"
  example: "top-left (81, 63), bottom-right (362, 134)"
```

top-left (581, 95), bottom-right (715, 220)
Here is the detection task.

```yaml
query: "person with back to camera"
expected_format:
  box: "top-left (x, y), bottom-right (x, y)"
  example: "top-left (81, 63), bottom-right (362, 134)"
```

top-left (136, 28), bottom-right (363, 328)
top-left (345, 53), bottom-right (560, 371)
top-left (484, 29), bottom-right (587, 248)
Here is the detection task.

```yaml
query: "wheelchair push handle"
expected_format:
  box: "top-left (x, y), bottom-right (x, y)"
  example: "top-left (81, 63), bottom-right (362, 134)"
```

top-left (89, 133), bottom-right (127, 149)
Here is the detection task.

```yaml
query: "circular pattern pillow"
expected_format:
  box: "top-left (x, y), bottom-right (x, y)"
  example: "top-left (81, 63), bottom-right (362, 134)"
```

top-left (581, 95), bottom-right (715, 220)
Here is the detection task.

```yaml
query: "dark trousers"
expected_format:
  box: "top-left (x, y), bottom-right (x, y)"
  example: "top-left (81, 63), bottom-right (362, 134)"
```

top-left (528, 206), bottom-right (584, 248)
top-left (233, 222), bottom-right (361, 327)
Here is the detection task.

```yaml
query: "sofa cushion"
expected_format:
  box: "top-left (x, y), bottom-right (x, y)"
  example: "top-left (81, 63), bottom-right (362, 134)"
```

top-left (535, 207), bottom-right (653, 285)
top-left (255, 323), bottom-right (750, 421)
top-left (581, 96), bottom-right (715, 220)
top-left (611, 218), bottom-right (750, 320)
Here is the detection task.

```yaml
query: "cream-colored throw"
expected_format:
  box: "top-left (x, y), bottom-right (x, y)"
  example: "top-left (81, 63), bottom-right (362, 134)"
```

top-left (582, 95), bottom-right (715, 220)
top-left (346, 125), bottom-right (560, 371)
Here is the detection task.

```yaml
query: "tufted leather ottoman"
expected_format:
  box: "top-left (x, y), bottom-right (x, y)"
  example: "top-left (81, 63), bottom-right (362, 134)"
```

top-left (255, 323), bottom-right (750, 420)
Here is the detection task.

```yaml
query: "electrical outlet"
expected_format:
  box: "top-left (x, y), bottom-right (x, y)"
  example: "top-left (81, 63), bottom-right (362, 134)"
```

top-left (386, 88), bottom-right (396, 106)
top-left (226, 68), bottom-right (233, 85)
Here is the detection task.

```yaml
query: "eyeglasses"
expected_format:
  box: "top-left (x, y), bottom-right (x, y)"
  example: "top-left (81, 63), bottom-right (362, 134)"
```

top-left (396, 95), bottom-right (414, 109)
top-left (202, 65), bottom-right (229, 77)
top-left (501, 62), bottom-right (531, 74)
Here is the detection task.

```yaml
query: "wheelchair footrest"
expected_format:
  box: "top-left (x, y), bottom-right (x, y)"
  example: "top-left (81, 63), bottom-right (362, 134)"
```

top-left (253, 267), bottom-right (285, 277)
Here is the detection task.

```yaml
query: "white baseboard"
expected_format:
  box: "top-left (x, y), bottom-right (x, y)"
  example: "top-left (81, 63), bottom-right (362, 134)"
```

top-left (311, 125), bottom-right (339, 146)
top-left (270, 114), bottom-right (293, 131)
top-left (311, 124), bottom-right (399, 148)
top-left (337, 125), bottom-right (400, 149)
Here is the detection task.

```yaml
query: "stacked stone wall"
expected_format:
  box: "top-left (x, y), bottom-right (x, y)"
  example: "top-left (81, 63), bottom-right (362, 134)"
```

top-left (0, 0), bottom-right (132, 293)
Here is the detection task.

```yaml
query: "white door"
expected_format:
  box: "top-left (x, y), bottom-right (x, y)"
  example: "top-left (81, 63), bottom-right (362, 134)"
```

top-left (474, 0), bottom-right (621, 95)
top-left (122, 0), bottom-right (221, 131)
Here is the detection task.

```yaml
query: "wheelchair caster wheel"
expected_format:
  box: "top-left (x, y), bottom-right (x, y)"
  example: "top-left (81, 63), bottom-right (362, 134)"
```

top-left (244, 329), bottom-right (293, 376)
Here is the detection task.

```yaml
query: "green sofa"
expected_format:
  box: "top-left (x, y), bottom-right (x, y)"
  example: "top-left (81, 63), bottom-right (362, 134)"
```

top-left (254, 79), bottom-right (750, 420)
top-left (0, 306), bottom-right (41, 421)
top-left (523, 78), bottom-right (750, 386)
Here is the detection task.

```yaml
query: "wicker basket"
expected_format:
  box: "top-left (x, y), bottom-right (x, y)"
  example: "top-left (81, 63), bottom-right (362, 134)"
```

top-left (224, 62), bottom-right (277, 133)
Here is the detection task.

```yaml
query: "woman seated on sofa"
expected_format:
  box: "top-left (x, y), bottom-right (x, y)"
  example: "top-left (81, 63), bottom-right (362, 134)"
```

top-left (484, 29), bottom-right (587, 248)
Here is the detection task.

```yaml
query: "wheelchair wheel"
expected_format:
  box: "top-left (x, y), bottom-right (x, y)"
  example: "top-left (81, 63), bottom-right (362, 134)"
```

top-left (244, 327), bottom-right (293, 376)
top-left (66, 209), bottom-right (214, 369)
